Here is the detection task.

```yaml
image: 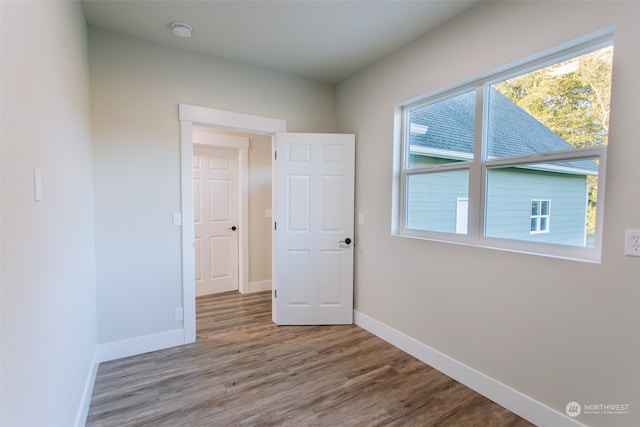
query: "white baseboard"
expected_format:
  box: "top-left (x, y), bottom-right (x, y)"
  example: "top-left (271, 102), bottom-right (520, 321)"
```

top-left (354, 310), bottom-right (582, 427)
top-left (77, 330), bottom-right (186, 425)
top-left (74, 349), bottom-right (100, 427)
top-left (97, 328), bottom-right (185, 363)
top-left (248, 280), bottom-right (272, 293)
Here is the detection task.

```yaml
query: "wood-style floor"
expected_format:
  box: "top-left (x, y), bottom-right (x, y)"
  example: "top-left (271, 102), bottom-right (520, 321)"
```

top-left (86, 291), bottom-right (534, 426)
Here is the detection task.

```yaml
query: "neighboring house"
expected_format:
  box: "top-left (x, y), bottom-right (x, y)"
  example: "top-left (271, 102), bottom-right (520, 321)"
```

top-left (407, 88), bottom-right (597, 247)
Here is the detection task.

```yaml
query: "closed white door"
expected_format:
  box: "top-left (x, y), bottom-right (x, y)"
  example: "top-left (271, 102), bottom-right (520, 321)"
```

top-left (193, 145), bottom-right (239, 296)
top-left (274, 133), bottom-right (355, 325)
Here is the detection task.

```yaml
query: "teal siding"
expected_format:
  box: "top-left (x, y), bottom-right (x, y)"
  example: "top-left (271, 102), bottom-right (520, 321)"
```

top-left (406, 166), bottom-right (589, 246)
top-left (407, 170), bottom-right (468, 233)
top-left (485, 168), bottom-right (588, 246)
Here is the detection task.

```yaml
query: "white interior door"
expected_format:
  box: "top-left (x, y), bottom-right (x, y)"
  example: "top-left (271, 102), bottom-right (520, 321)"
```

top-left (193, 145), bottom-right (239, 296)
top-left (274, 133), bottom-right (355, 325)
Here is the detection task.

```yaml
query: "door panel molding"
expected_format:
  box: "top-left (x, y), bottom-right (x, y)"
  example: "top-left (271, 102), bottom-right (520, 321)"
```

top-left (274, 133), bottom-right (355, 325)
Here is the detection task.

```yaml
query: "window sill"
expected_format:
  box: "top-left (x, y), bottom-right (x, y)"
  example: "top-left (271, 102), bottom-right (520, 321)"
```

top-left (392, 230), bottom-right (602, 264)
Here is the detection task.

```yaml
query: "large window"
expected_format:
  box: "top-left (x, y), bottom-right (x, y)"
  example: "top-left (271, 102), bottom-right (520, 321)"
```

top-left (396, 33), bottom-right (613, 261)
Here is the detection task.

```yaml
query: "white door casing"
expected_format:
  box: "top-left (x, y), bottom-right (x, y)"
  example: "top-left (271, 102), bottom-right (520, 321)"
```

top-left (274, 133), bottom-right (355, 325)
top-left (193, 145), bottom-right (239, 295)
top-left (179, 104), bottom-right (355, 341)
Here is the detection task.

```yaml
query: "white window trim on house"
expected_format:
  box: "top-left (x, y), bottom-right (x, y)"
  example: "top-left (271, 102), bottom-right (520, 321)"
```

top-left (456, 197), bottom-right (469, 235)
top-left (530, 199), bottom-right (551, 234)
top-left (392, 28), bottom-right (612, 263)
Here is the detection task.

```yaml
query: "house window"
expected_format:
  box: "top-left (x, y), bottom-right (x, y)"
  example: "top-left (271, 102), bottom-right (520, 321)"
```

top-left (396, 31), bottom-right (613, 261)
top-left (530, 200), bottom-right (550, 234)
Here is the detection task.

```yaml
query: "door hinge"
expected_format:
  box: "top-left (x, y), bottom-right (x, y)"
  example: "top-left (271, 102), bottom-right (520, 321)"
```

top-left (274, 150), bottom-right (277, 160)
top-left (274, 289), bottom-right (277, 298)
top-left (274, 221), bottom-right (277, 230)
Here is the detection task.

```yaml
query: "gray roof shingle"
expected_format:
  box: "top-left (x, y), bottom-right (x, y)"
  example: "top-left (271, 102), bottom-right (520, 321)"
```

top-left (409, 88), bottom-right (598, 174)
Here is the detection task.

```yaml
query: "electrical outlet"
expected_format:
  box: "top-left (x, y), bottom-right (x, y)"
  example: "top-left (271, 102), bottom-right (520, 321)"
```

top-left (174, 307), bottom-right (184, 321)
top-left (624, 229), bottom-right (640, 256)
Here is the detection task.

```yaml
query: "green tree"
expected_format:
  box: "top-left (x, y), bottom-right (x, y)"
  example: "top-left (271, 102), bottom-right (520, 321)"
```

top-left (493, 46), bottom-right (613, 238)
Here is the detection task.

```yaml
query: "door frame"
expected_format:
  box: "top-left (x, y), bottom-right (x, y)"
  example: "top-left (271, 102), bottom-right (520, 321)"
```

top-left (179, 104), bottom-right (287, 343)
top-left (193, 131), bottom-right (248, 296)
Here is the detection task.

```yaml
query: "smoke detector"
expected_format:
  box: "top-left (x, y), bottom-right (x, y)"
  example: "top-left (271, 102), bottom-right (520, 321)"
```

top-left (172, 22), bottom-right (192, 38)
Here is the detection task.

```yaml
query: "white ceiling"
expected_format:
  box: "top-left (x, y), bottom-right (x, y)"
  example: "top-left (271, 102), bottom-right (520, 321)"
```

top-left (82, 0), bottom-right (481, 84)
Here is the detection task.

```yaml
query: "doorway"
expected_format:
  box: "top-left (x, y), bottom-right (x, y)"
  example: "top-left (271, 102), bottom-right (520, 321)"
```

top-left (179, 104), bottom-right (287, 343)
top-left (193, 127), bottom-right (273, 297)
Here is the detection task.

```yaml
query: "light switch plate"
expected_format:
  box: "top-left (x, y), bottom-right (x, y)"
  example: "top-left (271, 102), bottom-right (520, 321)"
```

top-left (173, 212), bottom-right (182, 226)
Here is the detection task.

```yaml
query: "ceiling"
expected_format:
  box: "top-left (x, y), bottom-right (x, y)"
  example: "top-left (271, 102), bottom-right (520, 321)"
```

top-left (82, 0), bottom-right (481, 84)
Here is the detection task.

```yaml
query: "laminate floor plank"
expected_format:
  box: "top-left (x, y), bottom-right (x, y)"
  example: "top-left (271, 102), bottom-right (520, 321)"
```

top-left (87, 291), bottom-right (534, 426)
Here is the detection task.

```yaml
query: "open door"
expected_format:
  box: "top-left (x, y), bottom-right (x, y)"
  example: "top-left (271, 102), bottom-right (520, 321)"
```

top-left (273, 133), bottom-right (355, 325)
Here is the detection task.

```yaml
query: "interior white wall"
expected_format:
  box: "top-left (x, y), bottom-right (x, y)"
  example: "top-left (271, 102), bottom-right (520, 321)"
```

top-left (247, 133), bottom-right (273, 285)
top-left (89, 27), bottom-right (336, 344)
top-left (337, 2), bottom-right (639, 426)
top-left (0, 2), bottom-right (97, 426)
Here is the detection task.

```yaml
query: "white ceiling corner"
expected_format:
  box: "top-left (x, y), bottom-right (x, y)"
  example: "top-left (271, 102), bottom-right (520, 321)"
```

top-left (81, 0), bottom-right (482, 84)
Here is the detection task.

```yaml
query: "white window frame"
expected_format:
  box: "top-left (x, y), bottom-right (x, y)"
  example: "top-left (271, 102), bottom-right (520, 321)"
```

top-left (393, 29), bottom-right (612, 263)
top-left (530, 199), bottom-right (551, 234)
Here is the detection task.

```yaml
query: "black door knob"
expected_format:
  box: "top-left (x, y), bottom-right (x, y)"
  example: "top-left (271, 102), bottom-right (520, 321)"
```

top-left (229, 226), bottom-right (237, 231)
top-left (339, 237), bottom-right (352, 245)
